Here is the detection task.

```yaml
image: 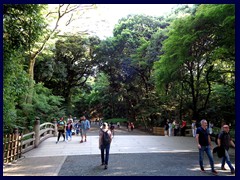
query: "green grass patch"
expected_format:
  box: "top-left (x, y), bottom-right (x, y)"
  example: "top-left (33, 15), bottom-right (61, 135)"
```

top-left (104, 118), bottom-right (128, 124)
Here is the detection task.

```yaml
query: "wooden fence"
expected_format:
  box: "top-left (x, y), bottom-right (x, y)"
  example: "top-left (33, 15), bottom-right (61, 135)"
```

top-left (3, 133), bottom-right (22, 164)
top-left (3, 118), bottom-right (57, 165)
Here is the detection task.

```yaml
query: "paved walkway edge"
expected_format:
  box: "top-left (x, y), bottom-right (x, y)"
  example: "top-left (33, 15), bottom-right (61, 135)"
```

top-left (53, 156), bottom-right (67, 176)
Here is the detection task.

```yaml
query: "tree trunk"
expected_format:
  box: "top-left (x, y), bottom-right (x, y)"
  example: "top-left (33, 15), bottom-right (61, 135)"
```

top-left (25, 5), bottom-right (83, 104)
top-left (25, 57), bottom-right (36, 104)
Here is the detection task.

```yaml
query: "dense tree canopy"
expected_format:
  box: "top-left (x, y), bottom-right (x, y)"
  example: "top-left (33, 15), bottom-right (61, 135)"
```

top-left (3, 4), bottom-right (235, 133)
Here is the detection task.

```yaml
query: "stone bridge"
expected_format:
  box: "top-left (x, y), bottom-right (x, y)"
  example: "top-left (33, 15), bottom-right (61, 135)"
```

top-left (3, 124), bottom-right (235, 176)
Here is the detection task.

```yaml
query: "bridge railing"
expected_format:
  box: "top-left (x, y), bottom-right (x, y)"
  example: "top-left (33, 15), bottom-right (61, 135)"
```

top-left (3, 117), bottom-right (58, 164)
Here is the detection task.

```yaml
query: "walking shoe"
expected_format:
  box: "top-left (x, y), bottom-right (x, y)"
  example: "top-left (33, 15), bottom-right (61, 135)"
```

top-left (221, 166), bottom-right (227, 170)
top-left (56, 141), bottom-right (58, 144)
top-left (104, 165), bottom-right (108, 169)
top-left (80, 140), bottom-right (83, 143)
top-left (231, 169), bottom-right (235, 174)
top-left (85, 139), bottom-right (87, 142)
top-left (200, 167), bottom-right (205, 172)
top-left (212, 170), bottom-right (218, 175)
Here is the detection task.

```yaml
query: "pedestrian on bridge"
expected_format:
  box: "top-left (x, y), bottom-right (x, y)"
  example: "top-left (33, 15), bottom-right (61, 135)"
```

top-left (80, 116), bottom-right (90, 143)
top-left (56, 117), bottom-right (66, 144)
top-left (66, 119), bottom-right (73, 141)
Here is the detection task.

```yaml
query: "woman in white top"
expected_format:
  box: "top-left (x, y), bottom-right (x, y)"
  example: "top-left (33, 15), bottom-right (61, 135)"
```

top-left (191, 120), bottom-right (196, 137)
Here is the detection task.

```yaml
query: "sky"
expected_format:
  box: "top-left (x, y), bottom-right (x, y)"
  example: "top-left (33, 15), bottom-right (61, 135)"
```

top-left (62, 4), bottom-right (181, 39)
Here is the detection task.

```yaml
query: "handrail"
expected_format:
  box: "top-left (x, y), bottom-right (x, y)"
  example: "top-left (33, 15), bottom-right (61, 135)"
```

top-left (3, 120), bottom-right (58, 164)
top-left (21, 121), bottom-right (56, 154)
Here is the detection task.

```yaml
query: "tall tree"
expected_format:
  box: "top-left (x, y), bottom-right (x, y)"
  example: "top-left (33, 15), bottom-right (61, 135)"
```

top-left (26, 4), bottom-right (95, 104)
top-left (41, 35), bottom-right (100, 114)
top-left (154, 4), bottom-right (235, 122)
top-left (3, 4), bottom-right (46, 132)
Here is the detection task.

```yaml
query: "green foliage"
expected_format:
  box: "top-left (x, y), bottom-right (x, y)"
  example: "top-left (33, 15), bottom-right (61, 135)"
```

top-left (104, 118), bottom-right (128, 124)
top-left (33, 83), bottom-right (65, 120)
top-left (3, 4), bottom-right (47, 51)
top-left (3, 4), bottom-right (47, 133)
top-left (153, 4), bottom-right (235, 123)
top-left (15, 83), bottom-right (65, 133)
top-left (3, 4), bottom-right (235, 133)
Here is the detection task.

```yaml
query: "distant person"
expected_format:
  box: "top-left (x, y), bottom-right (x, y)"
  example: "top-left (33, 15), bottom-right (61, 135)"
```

top-left (168, 120), bottom-right (173, 136)
top-left (130, 122), bottom-right (134, 131)
top-left (127, 121), bottom-right (130, 132)
top-left (196, 119), bottom-right (217, 175)
top-left (191, 120), bottom-right (197, 137)
top-left (117, 122), bottom-right (120, 128)
top-left (68, 115), bottom-right (73, 122)
top-left (110, 122), bottom-right (115, 136)
top-left (164, 120), bottom-right (169, 136)
top-left (217, 124), bottom-right (235, 174)
top-left (74, 120), bottom-right (81, 136)
top-left (80, 116), bottom-right (90, 143)
top-left (173, 120), bottom-right (180, 136)
top-left (56, 117), bottom-right (66, 143)
top-left (208, 121), bottom-right (214, 135)
top-left (180, 119), bottom-right (187, 136)
top-left (99, 122), bottom-right (112, 169)
top-left (66, 119), bottom-right (73, 141)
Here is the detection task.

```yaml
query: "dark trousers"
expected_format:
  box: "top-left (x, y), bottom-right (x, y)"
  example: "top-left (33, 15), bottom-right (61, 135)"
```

top-left (57, 130), bottom-right (65, 141)
top-left (181, 127), bottom-right (186, 136)
top-left (174, 128), bottom-right (179, 136)
top-left (101, 144), bottom-right (110, 165)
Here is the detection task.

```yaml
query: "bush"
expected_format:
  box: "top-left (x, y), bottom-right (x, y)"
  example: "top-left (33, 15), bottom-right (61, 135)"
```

top-left (104, 118), bottom-right (128, 124)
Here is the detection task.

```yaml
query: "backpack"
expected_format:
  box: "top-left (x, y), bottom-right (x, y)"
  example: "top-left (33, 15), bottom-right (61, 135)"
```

top-left (58, 120), bottom-right (65, 130)
top-left (102, 130), bottom-right (111, 145)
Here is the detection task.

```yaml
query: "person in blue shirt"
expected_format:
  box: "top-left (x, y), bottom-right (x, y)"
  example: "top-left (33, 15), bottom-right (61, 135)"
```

top-left (196, 119), bottom-right (217, 175)
top-left (80, 116), bottom-right (90, 143)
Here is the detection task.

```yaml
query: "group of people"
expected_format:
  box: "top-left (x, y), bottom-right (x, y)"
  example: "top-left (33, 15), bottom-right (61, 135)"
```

top-left (196, 119), bottom-right (235, 175)
top-left (164, 119), bottom-right (187, 136)
top-left (127, 122), bottom-right (134, 131)
top-left (56, 116), bottom-right (235, 173)
top-left (192, 120), bottom-right (214, 138)
top-left (56, 115), bottom-right (91, 144)
top-left (56, 115), bottom-right (113, 170)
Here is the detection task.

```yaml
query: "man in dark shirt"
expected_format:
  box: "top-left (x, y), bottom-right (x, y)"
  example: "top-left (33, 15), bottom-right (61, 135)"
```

top-left (217, 125), bottom-right (235, 174)
top-left (196, 119), bottom-right (217, 175)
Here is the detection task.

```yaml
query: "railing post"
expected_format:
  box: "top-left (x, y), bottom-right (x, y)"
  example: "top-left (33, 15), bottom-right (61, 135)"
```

top-left (34, 117), bottom-right (40, 148)
top-left (54, 118), bottom-right (58, 137)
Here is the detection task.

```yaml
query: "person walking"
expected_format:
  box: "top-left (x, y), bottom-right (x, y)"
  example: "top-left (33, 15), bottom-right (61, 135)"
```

top-left (191, 120), bottom-right (197, 137)
top-left (65, 119), bottom-right (73, 141)
top-left (196, 119), bottom-right (217, 175)
top-left (164, 119), bottom-right (169, 136)
top-left (117, 122), bottom-right (120, 128)
top-left (127, 121), bottom-right (131, 132)
top-left (74, 120), bottom-right (81, 136)
top-left (99, 122), bottom-right (112, 169)
top-left (180, 119), bottom-right (187, 136)
top-left (168, 120), bottom-right (173, 136)
top-left (217, 124), bottom-right (235, 174)
top-left (56, 117), bottom-right (66, 143)
top-left (80, 116), bottom-right (90, 143)
top-left (130, 122), bottom-right (134, 131)
top-left (174, 120), bottom-right (180, 136)
top-left (208, 121), bottom-right (214, 135)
